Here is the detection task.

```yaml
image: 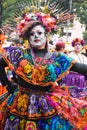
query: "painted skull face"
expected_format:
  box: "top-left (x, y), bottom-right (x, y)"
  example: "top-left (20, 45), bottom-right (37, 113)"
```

top-left (74, 42), bottom-right (82, 52)
top-left (29, 25), bottom-right (46, 48)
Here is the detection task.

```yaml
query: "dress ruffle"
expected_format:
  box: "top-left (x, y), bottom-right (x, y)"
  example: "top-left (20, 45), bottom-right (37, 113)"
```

top-left (1, 85), bottom-right (87, 129)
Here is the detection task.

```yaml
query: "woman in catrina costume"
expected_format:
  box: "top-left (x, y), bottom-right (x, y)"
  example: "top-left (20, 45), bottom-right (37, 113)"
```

top-left (1, 3), bottom-right (87, 130)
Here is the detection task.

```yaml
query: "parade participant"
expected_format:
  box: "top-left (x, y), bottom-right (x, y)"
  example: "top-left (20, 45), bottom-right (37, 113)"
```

top-left (1, 4), bottom-right (87, 130)
top-left (65, 38), bottom-right (87, 89)
top-left (55, 40), bottom-right (65, 53)
top-left (68, 38), bottom-right (87, 64)
top-left (55, 40), bottom-right (87, 93)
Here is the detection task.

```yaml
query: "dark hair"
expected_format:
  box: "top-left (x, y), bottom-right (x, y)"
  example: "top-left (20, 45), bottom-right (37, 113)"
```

top-left (22, 21), bottom-right (48, 51)
top-left (22, 21), bottom-right (47, 39)
top-left (55, 41), bottom-right (65, 51)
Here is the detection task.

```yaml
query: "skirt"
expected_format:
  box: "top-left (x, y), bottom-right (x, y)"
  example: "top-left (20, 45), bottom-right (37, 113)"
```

top-left (0, 84), bottom-right (87, 130)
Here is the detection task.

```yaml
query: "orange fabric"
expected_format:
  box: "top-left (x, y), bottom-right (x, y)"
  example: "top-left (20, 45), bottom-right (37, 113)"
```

top-left (0, 85), bottom-right (7, 96)
top-left (0, 34), bottom-right (6, 44)
top-left (0, 85), bottom-right (7, 107)
top-left (0, 34), bottom-right (6, 53)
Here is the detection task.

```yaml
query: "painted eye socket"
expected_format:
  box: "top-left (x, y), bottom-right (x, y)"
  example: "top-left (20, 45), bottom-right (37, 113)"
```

top-left (38, 32), bottom-right (42, 35)
top-left (75, 43), bottom-right (81, 46)
top-left (30, 32), bottom-right (34, 36)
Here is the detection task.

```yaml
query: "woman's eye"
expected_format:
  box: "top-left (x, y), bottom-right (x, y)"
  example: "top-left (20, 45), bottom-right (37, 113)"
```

top-left (30, 32), bottom-right (34, 36)
top-left (75, 44), bottom-right (81, 46)
top-left (38, 32), bottom-right (42, 35)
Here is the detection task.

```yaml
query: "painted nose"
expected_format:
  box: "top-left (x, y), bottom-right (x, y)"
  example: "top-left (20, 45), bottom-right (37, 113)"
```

top-left (35, 34), bottom-right (38, 38)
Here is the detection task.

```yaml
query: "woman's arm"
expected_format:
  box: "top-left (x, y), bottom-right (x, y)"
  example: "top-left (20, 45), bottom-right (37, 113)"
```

top-left (0, 57), bottom-right (11, 86)
top-left (70, 62), bottom-right (87, 80)
top-left (0, 57), bottom-right (17, 94)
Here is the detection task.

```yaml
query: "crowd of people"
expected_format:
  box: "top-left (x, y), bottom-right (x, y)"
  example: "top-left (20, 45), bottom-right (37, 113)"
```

top-left (0, 4), bottom-right (87, 130)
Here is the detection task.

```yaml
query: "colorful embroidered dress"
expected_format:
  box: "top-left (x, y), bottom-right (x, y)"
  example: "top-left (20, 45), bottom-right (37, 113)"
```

top-left (1, 46), bottom-right (87, 130)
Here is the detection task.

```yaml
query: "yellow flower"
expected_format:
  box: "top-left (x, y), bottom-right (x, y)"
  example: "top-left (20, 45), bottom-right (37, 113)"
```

top-left (24, 63), bottom-right (32, 74)
top-left (32, 66), bottom-right (47, 83)
top-left (17, 94), bottom-right (28, 112)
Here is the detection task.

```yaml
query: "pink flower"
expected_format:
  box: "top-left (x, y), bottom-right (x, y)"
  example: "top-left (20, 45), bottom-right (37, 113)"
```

top-left (17, 12), bottom-right (57, 35)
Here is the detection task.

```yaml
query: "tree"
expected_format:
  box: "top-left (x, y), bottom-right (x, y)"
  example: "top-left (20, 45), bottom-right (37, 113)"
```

top-left (60, 0), bottom-right (70, 11)
top-left (0, 0), bottom-right (3, 27)
top-left (0, 0), bottom-right (21, 27)
top-left (73, 0), bottom-right (87, 29)
top-left (83, 31), bottom-right (87, 44)
top-left (0, 0), bottom-right (71, 28)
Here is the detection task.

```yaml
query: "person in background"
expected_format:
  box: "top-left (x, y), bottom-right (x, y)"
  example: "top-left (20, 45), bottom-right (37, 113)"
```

top-left (65, 38), bottom-right (87, 93)
top-left (68, 38), bottom-right (87, 64)
top-left (55, 40), bottom-right (71, 55)
top-left (11, 38), bottom-right (23, 50)
top-left (55, 40), bottom-right (65, 53)
top-left (55, 40), bottom-right (66, 85)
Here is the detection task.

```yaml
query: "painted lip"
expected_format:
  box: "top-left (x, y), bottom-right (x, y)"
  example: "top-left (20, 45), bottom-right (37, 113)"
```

top-left (34, 39), bottom-right (40, 42)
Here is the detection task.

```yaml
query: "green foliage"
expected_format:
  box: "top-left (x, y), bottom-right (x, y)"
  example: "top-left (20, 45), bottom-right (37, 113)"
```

top-left (73, 0), bottom-right (87, 25)
top-left (0, 0), bottom-right (22, 27)
top-left (83, 31), bottom-right (87, 44)
top-left (60, 0), bottom-right (70, 11)
top-left (53, 0), bottom-right (70, 11)
top-left (0, 0), bottom-right (73, 28)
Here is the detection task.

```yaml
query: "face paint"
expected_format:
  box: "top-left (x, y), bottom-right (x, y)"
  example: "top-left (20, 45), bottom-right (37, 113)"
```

top-left (29, 25), bottom-right (46, 48)
top-left (74, 42), bottom-right (82, 52)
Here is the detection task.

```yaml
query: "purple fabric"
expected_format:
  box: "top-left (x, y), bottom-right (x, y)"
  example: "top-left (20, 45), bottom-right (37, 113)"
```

top-left (69, 86), bottom-right (87, 98)
top-left (64, 72), bottom-right (86, 88)
top-left (4, 117), bottom-right (19, 130)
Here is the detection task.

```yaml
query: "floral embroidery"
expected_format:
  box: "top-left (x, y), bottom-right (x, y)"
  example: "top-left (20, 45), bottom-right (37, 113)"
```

top-left (48, 65), bottom-right (57, 81)
top-left (19, 59), bottom-right (28, 66)
top-left (20, 119), bottom-right (26, 130)
top-left (4, 116), bottom-right (19, 130)
top-left (24, 63), bottom-right (32, 74)
top-left (25, 121), bottom-right (37, 130)
top-left (17, 94), bottom-right (28, 112)
top-left (34, 57), bottom-right (42, 64)
top-left (32, 66), bottom-right (47, 83)
top-left (6, 47), bottom-right (23, 66)
top-left (4, 47), bottom-right (74, 86)
top-left (16, 59), bottom-right (32, 75)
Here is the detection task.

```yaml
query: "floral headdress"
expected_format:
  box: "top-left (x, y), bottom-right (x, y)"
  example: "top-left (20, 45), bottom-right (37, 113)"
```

top-left (17, 12), bottom-right (57, 35)
top-left (71, 38), bottom-right (85, 47)
top-left (16, 0), bottom-right (72, 36)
